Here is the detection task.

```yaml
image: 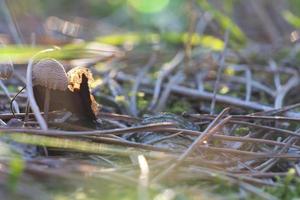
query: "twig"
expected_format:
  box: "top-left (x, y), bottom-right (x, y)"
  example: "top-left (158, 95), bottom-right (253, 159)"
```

top-left (149, 51), bottom-right (184, 109)
top-left (255, 137), bottom-right (295, 172)
top-left (0, 122), bottom-right (176, 136)
top-left (222, 74), bottom-right (275, 97)
top-left (274, 75), bottom-right (299, 108)
top-left (211, 134), bottom-right (300, 150)
top-left (229, 120), bottom-right (300, 138)
top-left (100, 112), bottom-right (140, 123)
top-left (152, 108), bottom-right (230, 183)
top-left (145, 131), bottom-right (183, 145)
top-left (186, 113), bottom-right (300, 122)
top-left (130, 53), bottom-right (156, 116)
top-left (154, 71), bottom-right (185, 112)
top-left (245, 68), bottom-right (252, 102)
top-left (210, 30), bottom-right (229, 114)
top-left (116, 72), bottom-right (285, 112)
top-left (10, 86), bottom-right (25, 118)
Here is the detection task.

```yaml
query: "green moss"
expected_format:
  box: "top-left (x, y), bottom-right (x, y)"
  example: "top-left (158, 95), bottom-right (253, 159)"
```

top-left (234, 127), bottom-right (250, 136)
top-left (166, 100), bottom-right (192, 114)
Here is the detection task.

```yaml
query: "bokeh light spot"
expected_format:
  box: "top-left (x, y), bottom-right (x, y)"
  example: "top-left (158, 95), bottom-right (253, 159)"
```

top-left (128, 0), bottom-right (169, 13)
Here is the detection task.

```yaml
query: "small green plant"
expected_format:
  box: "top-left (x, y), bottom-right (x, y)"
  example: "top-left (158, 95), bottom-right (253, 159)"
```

top-left (8, 154), bottom-right (25, 191)
top-left (264, 168), bottom-right (300, 200)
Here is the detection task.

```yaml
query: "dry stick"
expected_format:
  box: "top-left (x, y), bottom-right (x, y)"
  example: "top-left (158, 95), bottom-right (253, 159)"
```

top-left (154, 71), bottom-right (185, 112)
top-left (162, 128), bottom-right (300, 150)
top-left (0, 122), bottom-right (176, 136)
top-left (0, 119), bottom-right (6, 126)
top-left (0, 110), bottom-right (103, 122)
top-left (274, 75), bottom-right (299, 109)
top-left (108, 73), bottom-right (131, 114)
top-left (171, 85), bottom-right (274, 110)
top-left (130, 53), bottom-right (156, 116)
top-left (229, 63), bottom-right (296, 75)
top-left (151, 108), bottom-right (231, 183)
top-left (186, 113), bottom-right (300, 122)
top-left (251, 102), bottom-right (300, 116)
top-left (255, 137), bottom-right (295, 172)
top-left (146, 126), bottom-right (300, 153)
top-left (83, 135), bottom-right (174, 153)
top-left (26, 48), bottom-right (56, 130)
top-left (145, 131), bottom-right (183, 145)
top-left (195, 145), bottom-right (300, 159)
top-left (239, 172), bottom-right (287, 178)
top-left (0, 112), bottom-right (44, 120)
top-left (222, 74), bottom-right (275, 97)
top-left (210, 30), bottom-right (229, 114)
top-left (270, 60), bottom-right (281, 91)
top-left (99, 112), bottom-right (140, 123)
top-left (116, 72), bottom-right (281, 112)
top-left (149, 51), bottom-right (184, 109)
top-left (101, 118), bottom-right (128, 128)
top-left (195, 71), bottom-right (207, 92)
top-left (226, 173), bottom-right (276, 187)
top-left (245, 68), bottom-right (252, 102)
top-left (229, 120), bottom-right (300, 138)
top-left (189, 115), bottom-right (300, 138)
top-left (211, 135), bottom-right (300, 150)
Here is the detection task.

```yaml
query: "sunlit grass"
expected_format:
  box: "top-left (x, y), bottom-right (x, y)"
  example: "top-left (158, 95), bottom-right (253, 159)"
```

top-left (282, 10), bottom-right (300, 28)
top-left (0, 42), bottom-right (115, 63)
top-left (196, 0), bottom-right (247, 45)
top-left (97, 32), bottom-right (224, 51)
top-left (0, 133), bottom-right (170, 159)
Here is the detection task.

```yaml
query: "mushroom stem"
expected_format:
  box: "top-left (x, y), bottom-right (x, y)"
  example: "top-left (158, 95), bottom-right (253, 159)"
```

top-left (26, 48), bottom-right (55, 130)
top-left (44, 88), bottom-right (51, 123)
top-left (24, 100), bottom-right (30, 122)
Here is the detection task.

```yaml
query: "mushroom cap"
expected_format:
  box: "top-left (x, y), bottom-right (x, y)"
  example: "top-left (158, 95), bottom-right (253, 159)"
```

top-left (67, 66), bottom-right (100, 117)
top-left (67, 66), bottom-right (94, 92)
top-left (0, 64), bottom-right (14, 80)
top-left (32, 59), bottom-right (68, 91)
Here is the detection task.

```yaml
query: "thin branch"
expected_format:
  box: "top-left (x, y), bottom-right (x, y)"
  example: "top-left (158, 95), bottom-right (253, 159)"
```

top-left (130, 53), bottom-right (156, 116)
top-left (149, 51), bottom-right (184, 109)
top-left (210, 30), bottom-right (229, 114)
top-left (152, 108), bottom-right (230, 183)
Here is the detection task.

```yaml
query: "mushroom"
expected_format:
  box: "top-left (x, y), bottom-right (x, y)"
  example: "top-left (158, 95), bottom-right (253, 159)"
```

top-left (32, 63), bottom-right (99, 126)
top-left (32, 58), bottom-right (68, 122)
top-left (67, 66), bottom-right (100, 121)
top-left (0, 63), bottom-right (14, 80)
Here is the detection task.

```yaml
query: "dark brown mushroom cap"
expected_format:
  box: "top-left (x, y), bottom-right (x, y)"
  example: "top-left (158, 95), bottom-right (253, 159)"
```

top-left (67, 66), bottom-right (94, 91)
top-left (67, 66), bottom-right (100, 117)
top-left (0, 64), bottom-right (14, 80)
top-left (32, 59), bottom-right (68, 91)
